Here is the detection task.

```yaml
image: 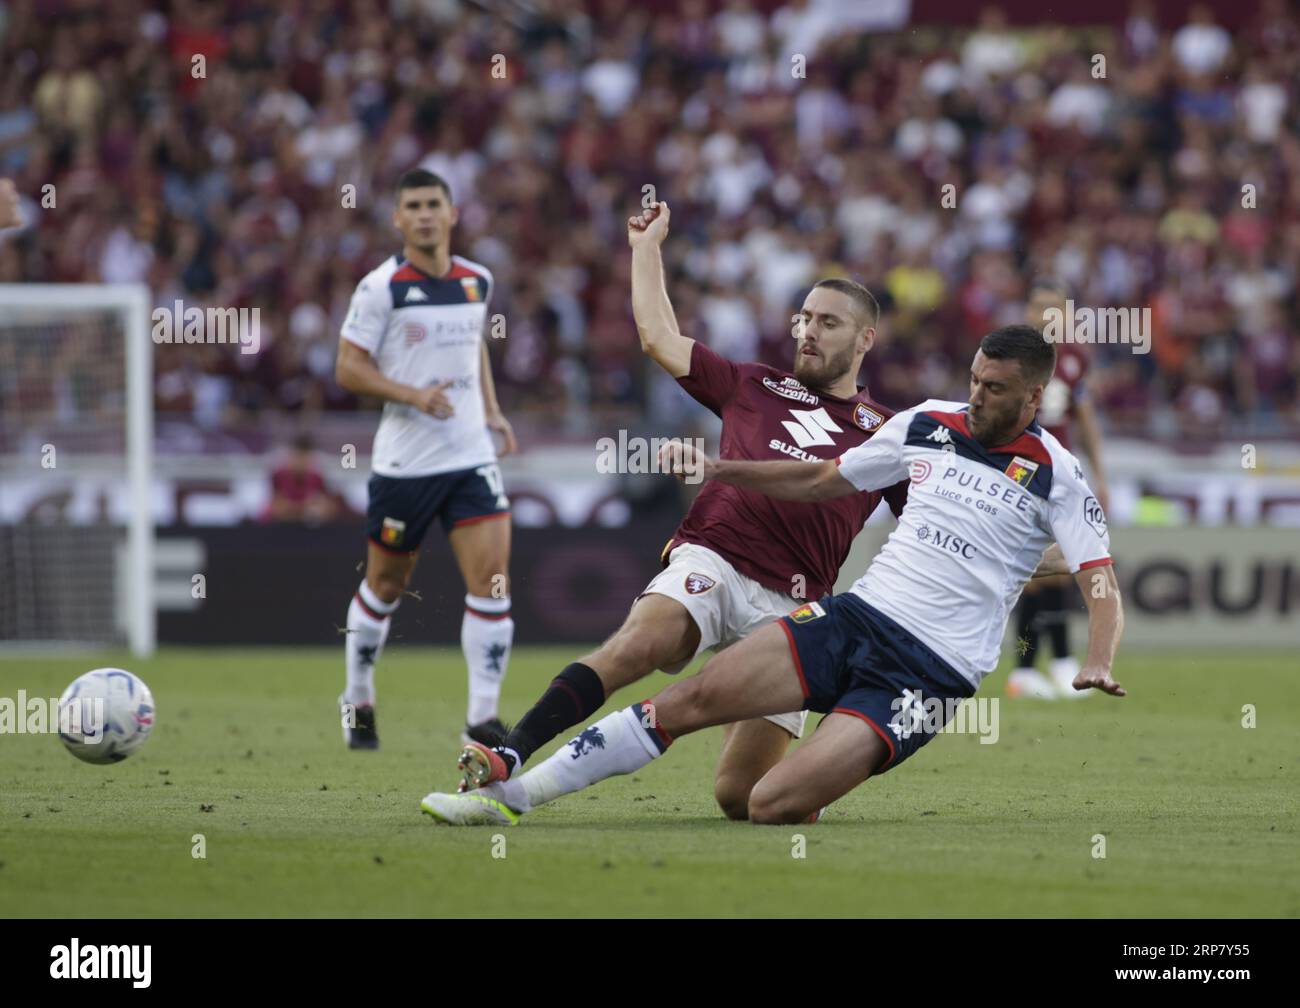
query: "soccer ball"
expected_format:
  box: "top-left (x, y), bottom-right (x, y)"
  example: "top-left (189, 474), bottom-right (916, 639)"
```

top-left (58, 668), bottom-right (155, 764)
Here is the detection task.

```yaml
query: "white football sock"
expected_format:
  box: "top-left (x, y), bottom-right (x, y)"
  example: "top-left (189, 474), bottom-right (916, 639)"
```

top-left (463, 593), bottom-right (513, 725)
top-left (509, 704), bottom-right (669, 812)
top-left (344, 581), bottom-right (398, 707)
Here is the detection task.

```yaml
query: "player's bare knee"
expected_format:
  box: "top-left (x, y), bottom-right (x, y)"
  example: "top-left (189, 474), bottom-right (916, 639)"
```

top-left (714, 776), bottom-right (752, 821)
top-left (747, 780), bottom-right (808, 825)
top-left (367, 569), bottom-right (408, 605)
top-left (748, 793), bottom-right (805, 826)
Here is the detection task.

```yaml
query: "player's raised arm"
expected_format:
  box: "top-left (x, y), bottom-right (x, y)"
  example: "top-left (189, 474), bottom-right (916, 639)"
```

top-left (628, 201), bottom-right (693, 378)
top-left (659, 440), bottom-right (856, 502)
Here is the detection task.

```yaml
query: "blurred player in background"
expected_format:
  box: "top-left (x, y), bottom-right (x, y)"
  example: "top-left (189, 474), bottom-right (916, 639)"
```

top-left (1007, 278), bottom-right (1111, 700)
top-left (334, 168), bottom-right (517, 749)
top-left (263, 434), bottom-right (340, 524)
top-left (0, 179), bottom-right (18, 228)
top-left (455, 200), bottom-right (909, 820)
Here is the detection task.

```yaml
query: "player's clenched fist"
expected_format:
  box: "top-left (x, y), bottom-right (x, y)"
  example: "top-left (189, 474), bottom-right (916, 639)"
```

top-left (408, 380), bottom-right (455, 420)
top-left (658, 438), bottom-right (713, 483)
top-left (0, 179), bottom-right (20, 229)
top-left (627, 200), bottom-right (671, 248)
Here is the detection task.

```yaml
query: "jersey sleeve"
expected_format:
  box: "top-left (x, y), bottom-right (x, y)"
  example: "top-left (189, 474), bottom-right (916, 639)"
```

top-left (676, 340), bottom-right (742, 415)
top-left (882, 477), bottom-right (909, 518)
top-left (1044, 449), bottom-right (1112, 573)
top-left (836, 408), bottom-right (910, 492)
top-left (340, 275), bottom-right (390, 354)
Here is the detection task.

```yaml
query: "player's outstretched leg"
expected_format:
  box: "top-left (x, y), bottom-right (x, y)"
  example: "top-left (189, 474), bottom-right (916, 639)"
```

top-left (341, 542), bottom-right (416, 749)
top-left (449, 513), bottom-right (515, 744)
top-left (423, 620), bottom-right (806, 825)
top-left (744, 712), bottom-right (889, 825)
top-left (457, 592), bottom-right (699, 790)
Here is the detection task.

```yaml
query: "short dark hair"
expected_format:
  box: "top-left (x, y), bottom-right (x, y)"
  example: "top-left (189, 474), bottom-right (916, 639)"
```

top-left (396, 168), bottom-right (452, 202)
top-left (979, 324), bottom-right (1056, 387)
top-left (812, 277), bottom-right (880, 329)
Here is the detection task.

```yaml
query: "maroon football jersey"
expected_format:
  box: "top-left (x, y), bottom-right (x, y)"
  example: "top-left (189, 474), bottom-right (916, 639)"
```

top-left (664, 341), bottom-right (908, 600)
top-left (1038, 344), bottom-right (1089, 450)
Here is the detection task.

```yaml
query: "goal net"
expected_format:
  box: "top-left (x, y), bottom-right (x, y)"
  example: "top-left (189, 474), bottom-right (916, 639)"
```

top-left (0, 284), bottom-right (154, 655)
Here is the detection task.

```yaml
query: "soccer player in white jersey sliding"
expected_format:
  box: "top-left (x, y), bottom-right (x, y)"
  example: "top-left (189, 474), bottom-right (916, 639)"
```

top-left (421, 324), bottom-right (1124, 825)
top-left (334, 168), bottom-right (518, 749)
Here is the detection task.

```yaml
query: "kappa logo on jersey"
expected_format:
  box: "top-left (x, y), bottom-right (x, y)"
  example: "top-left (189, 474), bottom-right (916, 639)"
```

top-left (380, 516), bottom-right (406, 546)
top-left (403, 322), bottom-right (426, 346)
top-left (460, 276), bottom-right (482, 302)
top-left (788, 601), bottom-right (826, 623)
top-left (1004, 455), bottom-right (1039, 487)
top-left (761, 376), bottom-right (819, 405)
top-left (403, 287), bottom-right (428, 303)
top-left (927, 425), bottom-right (953, 446)
top-left (1083, 496), bottom-right (1107, 538)
top-left (853, 403), bottom-right (884, 431)
top-left (684, 572), bottom-right (716, 595)
top-left (781, 407), bottom-right (843, 449)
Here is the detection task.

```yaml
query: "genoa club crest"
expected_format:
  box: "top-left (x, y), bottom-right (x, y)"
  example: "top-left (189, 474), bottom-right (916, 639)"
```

top-left (1004, 456), bottom-right (1040, 487)
top-left (460, 276), bottom-right (482, 302)
top-left (381, 517), bottom-right (406, 546)
top-left (853, 403), bottom-right (884, 431)
top-left (788, 601), bottom-right (826, 623)
top-left (684, 573), bottom-right (716, 595)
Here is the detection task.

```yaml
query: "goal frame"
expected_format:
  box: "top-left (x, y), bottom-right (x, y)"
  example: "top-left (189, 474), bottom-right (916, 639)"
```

top-left (0, 283), bottom-right (154, 656)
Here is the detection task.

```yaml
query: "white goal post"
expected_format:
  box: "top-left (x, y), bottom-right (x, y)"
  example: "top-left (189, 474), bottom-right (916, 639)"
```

top-left (0, 283), bottom-right (154, 656)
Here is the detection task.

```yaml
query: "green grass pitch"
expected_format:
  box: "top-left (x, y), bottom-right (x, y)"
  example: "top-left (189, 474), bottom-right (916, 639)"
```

top-left (1, 646), bottom-right (1295, 918)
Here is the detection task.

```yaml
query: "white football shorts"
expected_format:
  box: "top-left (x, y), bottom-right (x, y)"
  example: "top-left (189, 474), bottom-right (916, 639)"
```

top-left (638, 542), bottom-right (809, 738)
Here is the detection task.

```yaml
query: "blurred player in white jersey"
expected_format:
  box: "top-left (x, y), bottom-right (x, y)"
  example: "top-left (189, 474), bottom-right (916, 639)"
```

top-left (1008, 278), bottom-right (1110, 700)
top-left (334, 168), bottom-right (518, 749)
top-left (420, 325), bottom-right (1125, 826)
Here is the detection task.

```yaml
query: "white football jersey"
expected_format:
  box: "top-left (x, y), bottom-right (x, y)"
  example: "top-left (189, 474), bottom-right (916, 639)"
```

top-left (836, 399), bottom-right (1112, 688)
top-left (341, 254), bottom-right (496, 478)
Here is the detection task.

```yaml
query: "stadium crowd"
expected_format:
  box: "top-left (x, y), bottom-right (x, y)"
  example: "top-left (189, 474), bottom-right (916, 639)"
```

top-left (1, 0), bottom-right (1298, 447)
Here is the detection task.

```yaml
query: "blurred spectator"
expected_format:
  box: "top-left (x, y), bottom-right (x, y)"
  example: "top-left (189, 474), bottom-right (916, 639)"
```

top-left (263, 434), bottom-right (341, 524)
top-left (0, 0), bottom-right (1295, 447)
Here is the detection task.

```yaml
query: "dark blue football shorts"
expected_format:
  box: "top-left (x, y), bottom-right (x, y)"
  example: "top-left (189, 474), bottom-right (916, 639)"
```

top-left (366, 463), bottom-right (509, 553)
top-left (778, 593), bottom-right (976, 773)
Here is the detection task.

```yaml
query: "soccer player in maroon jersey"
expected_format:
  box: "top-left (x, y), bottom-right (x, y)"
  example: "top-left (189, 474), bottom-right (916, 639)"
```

top-left (454, 200), bottom-right (908, 820)
top-left (1008, 278), bottom-right (1111, 699)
